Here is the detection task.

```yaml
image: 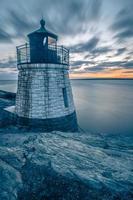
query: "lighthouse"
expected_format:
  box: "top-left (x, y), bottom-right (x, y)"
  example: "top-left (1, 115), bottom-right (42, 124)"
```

top-left (15, 19), bottom-right (78, 132)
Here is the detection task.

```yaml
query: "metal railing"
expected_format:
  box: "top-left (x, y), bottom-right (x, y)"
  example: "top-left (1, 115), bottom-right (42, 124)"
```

top-left (16, 43), bottom-right (69, 65)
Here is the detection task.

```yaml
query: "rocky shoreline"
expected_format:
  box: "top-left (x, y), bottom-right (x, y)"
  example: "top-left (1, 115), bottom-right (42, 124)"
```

top-left (0, 90), bottom-right (15, 128)
top-left (0, 90), bottom-right (133, 200)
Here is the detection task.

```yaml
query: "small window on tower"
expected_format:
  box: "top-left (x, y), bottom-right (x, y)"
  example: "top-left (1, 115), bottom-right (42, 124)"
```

top-left (62, 88), bottom-right (68, 108)
top-left (43, 37), bottom-right (47, 46)
top-left (48, 37), bottom-right (56, 45)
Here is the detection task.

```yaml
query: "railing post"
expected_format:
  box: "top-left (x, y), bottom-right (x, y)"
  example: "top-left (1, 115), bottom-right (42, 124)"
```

top-left (16, 47), bottom-right (19, 65)
top-left (68, 49), bottom-right (69, 66)
top-left (56, 43), bottom-right (57, 64)
top-left (62, 45), bottom-right (63, 64)
top-left (25, 43), bottom-right (28, 63)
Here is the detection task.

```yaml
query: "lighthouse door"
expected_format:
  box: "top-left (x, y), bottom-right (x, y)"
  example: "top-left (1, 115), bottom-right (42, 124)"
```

top-left (62, 88), bottom-right (68, 108)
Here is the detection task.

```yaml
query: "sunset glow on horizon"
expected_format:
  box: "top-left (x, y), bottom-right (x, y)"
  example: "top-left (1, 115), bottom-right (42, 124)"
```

top-left (70, 69), bottom-right (133, 79)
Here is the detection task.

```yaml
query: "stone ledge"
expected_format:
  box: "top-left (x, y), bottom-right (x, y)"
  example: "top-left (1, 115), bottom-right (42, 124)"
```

top-left (17, 63), bottom-right (69, 70)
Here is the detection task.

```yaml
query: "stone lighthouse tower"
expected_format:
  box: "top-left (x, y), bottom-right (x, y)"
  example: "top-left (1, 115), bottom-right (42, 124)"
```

top-left (15, 19), bottom-right (78, 132)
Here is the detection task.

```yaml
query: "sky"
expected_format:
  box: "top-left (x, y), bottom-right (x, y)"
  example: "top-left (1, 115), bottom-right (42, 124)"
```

top-left (0, 0), bottom-right (133, 79)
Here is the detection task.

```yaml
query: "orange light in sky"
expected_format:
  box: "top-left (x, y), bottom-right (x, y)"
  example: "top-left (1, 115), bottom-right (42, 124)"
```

top-left (70, 69), bottom-right (133, 79)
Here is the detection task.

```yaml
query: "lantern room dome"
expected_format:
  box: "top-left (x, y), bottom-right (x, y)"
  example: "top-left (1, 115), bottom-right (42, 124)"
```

top-left (27, 19), bottom-right (58, 40)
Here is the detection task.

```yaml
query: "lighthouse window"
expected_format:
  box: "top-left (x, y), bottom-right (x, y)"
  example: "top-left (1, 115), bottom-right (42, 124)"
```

top-left (48, 37), bottom-right (56, 45)
top-left (62, 88), bottom-right (68, 108)
top-left (43, 37), bottom-right (47, 46)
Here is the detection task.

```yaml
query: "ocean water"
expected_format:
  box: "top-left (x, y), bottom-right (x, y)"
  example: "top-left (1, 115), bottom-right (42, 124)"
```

top-left (0, 79), bottom-right (133, 135)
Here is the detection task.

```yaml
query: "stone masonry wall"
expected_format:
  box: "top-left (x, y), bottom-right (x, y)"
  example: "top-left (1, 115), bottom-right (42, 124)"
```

top-left (15, 64), bottom-right (76, 119)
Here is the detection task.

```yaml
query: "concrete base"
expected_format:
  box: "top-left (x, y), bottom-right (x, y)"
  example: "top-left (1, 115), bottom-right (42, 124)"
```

top-left (15, 111), bottom-right (78, 132)
top-left (4, 106), bottom-right (78, 132)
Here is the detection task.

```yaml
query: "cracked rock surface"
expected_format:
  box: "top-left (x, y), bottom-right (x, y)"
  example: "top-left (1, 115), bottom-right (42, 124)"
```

top-left (0, 131), bottom-right (133, 200)
top-left (0, 90), bottom-right (133, 200)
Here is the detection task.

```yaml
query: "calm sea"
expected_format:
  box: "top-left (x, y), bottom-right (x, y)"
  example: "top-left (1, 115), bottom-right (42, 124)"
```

top-left (0, 79), bottom-right (133, 135)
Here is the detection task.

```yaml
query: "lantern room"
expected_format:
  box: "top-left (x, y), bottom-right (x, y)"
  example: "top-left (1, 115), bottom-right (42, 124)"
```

top-left (16, 19), bottom-right (69, 65)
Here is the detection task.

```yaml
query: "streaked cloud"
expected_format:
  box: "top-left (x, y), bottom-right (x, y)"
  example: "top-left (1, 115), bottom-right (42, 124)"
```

top-left (70, 37), bottom-right (99, 53)
top-left (0, 0), bottom-right (133, 79)
top-left (0, 28), bottom-right (12, 43)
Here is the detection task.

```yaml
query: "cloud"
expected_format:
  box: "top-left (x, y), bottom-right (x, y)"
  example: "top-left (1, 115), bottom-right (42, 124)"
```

top-left (115, 30), bottom-right (133, 40)
top-left (71, 60), bottom-right (94, 68)
top-left (71, 59), bottom-right (133, 74)
top-left (123, 70), bottom-right (133, 74)
top-left (0, 0), bottom-right (133, 78)
top-left (123, 60), bottom-right (133, 68)
top-left (0, 0), bottom-right (103, 41)
top-left (111, 8), bottom-right (133, 40)
top-left (115, 48), bottom-right (126, 56)
top-left (0, 58), bottom-right (17, 69)
top-left (40, 0), bottom-right (103, 35)
top-left (71, 37), bottom-right (99, 53)
top-left (111, 17), bottom-right (133, 32)
top-left (91, 60), bottom-right (133, 70)
top-left (0, 28), bottom-right (12, 43)
top-left (92, 47), bottom-right (112, 54)
top-left (84, 66), bottom-right (105, 72)
top-left (84, 47), bottom-right (112, 59)
top-left (89, 0), bottom-right (102, 20)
